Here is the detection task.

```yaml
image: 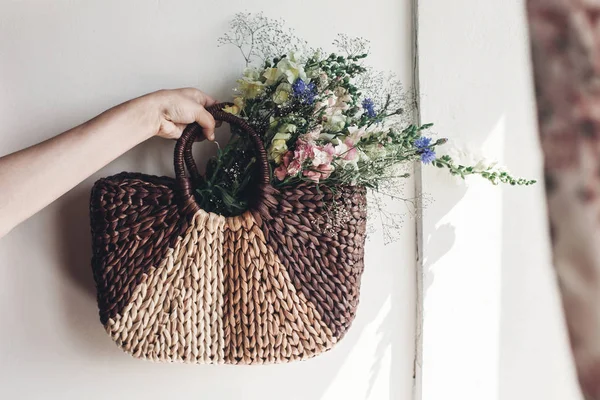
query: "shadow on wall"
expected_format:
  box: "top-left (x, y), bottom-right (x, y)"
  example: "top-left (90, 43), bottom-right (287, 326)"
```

top-left (56, 187), bottom-right (96, 297)
top-left (420, 187), bottom-right (465, 298)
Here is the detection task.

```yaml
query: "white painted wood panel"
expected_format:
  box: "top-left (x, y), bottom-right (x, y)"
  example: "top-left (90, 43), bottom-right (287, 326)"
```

top-left (0, 1), bottom-right (415, 399)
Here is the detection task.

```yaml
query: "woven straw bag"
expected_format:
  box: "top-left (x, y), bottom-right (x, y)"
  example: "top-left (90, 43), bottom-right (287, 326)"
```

top-left (89, 104), bottom-right (367, 364)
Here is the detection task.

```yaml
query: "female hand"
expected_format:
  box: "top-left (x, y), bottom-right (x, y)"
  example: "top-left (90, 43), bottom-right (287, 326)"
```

top-left (131, 88), bottom-right (220, 141)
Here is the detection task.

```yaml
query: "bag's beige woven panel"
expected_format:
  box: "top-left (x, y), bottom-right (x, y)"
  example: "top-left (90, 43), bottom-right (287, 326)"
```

top-left (222, 212), bottom-right (335, 364)
top-left (104, 210), bottom-right (334, 363)
top-left (105, 211), bottom-right (226, 363)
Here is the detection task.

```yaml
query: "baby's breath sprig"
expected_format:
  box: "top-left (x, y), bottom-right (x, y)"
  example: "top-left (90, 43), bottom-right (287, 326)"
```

top-left (196, 12), bottom-right (536, 235)
top-left (218, 12), bottom-right (308, 66)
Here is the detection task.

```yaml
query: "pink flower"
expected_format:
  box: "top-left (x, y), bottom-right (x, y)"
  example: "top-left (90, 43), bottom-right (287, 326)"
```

top-left (287, 159), bottom-right (302, 176)
top-left (314, 89), bottom-right (350, 117)
top-left (343, 138), bottom-right (358, 161)
top-left (312, 146), bottom-right (334, 167)
top-left (303, 164), bottom-right (335, 183)
top-left (323, 143), bottom-right (335, 156)
top-left (305, 126), bottom-right (322, 141)
top-left (294, 140), bottom-right (314, 163)
top-left (275, 149), bottom-right (305, 180)
top-left (332, 139), bottom-right (358, 162)
top-left (317, 163), bottom-right (334, 179)
top-left (275, 164), bottom-right (288, 181)
top-left (303, 169), bottom-right (322, 183)
top-left (282, 151), bottom-right (293, 168)
top-left (275, 151), bottom-right (294, 181)
top-left (344, 147), bottom-right (358, 161)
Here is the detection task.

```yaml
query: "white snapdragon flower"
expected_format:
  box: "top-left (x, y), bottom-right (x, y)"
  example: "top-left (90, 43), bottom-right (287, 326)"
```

top-left (319, 132), bottom-right (337, 142)
top-left (263, 52), bottom-right (308, 85)
top-left (312, 148), bottom-right (331, 166)
top-left (277, 52), bottom-right (307, 84)
top-left (445, 146), bottom-right (504, 173)
top-left (323, 114), bottom-right (347, 132)
top-left (337, 158), bottom-right (359, 172)
top-left (442, 145), bottom-right (513, 185)
top-left (347, 126), bottom-right (367, 142)
top-left (364, 143), bottom-right (387, 159)
top-left (279, 124), bottom-right (297, 134)
top-left (243, 67), bottom-right (261, 81)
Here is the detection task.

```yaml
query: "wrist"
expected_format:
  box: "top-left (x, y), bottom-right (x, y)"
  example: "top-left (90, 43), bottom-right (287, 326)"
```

top-left (124, 93), bottom-right (163, 142)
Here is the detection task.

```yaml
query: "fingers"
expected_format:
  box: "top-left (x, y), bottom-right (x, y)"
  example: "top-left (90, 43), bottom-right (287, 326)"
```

top-left (180, 87), bottom-right (218, 107)
top-left (174, 123), bottom-right (187, 137)
top-left (203, 93), bottom-right (218, 107)
top-left (179, 88), bottom-right (222, 128)
top-left (153, 88), bottom-right (221, 140)
top-left (193, 106), bottom-right (216, 141)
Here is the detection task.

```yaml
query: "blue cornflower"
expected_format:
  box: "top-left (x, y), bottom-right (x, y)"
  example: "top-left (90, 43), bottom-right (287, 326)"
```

top-left (292, 79), bottom-right (306, 96)
top-left (420, 148), bottom-right (436, 164)
top-left (362, 98), bottom-right (376, 118)
top-left (414, 136), bottom-right (432, 149)
top-left (414, 136), bottom-right (436, 164)
top-left (292, 79), bottom-right (317, 105)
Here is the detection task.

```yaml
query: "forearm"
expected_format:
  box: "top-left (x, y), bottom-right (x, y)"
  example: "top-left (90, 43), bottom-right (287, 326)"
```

top-left (0, 88), bottom-right (216, 238)
top-left (0, 98), bottom-right (156, 237)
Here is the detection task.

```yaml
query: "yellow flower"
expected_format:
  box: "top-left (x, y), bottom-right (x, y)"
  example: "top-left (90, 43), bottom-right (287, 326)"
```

top-left (233, 96), bottom-right (245, 109)
top-left (273, 83), bottom-right (292, 104)
top-left (263, 68), bottom-right (282, 85)
top-left (273, 132), bottom-right (292, 141)
top-left (283, 124), bottom-right (297, 133)
top-left (237, 78), bottom-right (264, 99)
top-left (268, 127), bottom-right (294, 164)
top-left (223, 105), bottom-right (240, 115)
top-left (269, 139), bottom-right (289, 164)
top-left (243, 67), bottom-right (261, 81)
top-left (269, 116), bottom-right (279, 128)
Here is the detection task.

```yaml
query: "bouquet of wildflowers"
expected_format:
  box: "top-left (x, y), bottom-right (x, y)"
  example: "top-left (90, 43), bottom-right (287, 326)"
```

top-left (196, 13), bottom-right (535, 223)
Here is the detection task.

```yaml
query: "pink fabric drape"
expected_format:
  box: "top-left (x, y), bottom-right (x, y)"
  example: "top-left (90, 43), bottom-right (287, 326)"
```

top-left (527, 0), bottom-right (600, 397)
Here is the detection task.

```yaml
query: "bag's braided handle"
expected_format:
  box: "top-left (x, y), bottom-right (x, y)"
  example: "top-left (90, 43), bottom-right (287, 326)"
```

top-left (174, 103), bottom-right (270, 215)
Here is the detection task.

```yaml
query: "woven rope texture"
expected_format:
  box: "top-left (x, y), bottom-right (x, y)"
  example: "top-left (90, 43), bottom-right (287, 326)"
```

top-left (89, 105), bottom-right (368, 364)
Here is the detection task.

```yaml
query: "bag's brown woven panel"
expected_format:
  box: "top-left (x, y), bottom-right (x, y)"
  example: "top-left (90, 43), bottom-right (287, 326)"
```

top-left (261, 184), bottom-right (367, 340)
top-left (90, 173), bottom-right (190, 325)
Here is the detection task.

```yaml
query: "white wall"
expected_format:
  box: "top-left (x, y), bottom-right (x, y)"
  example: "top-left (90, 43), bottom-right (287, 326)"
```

top-left (0, 1), bottom-right (415, 400)
top-left (417, 1), bottom-right (582, 399)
